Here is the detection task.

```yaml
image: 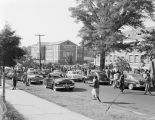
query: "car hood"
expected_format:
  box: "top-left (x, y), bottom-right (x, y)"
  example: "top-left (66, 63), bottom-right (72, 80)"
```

top-left (54, 78), bottom-right (73, 83)
top-left (28, 74), bottom-right (43, 78)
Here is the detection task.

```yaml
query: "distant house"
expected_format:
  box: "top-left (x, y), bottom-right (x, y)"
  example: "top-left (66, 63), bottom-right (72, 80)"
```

top-left (31, 40), bottom-right (84, 65)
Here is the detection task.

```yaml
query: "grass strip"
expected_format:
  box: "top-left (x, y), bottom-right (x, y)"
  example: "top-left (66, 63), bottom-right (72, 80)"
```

top-left (5, 102), bottom-right (26, 120)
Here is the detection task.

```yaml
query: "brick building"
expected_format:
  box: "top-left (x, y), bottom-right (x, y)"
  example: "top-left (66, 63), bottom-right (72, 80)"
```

top-left (94, 27), bottom-right (153, 70)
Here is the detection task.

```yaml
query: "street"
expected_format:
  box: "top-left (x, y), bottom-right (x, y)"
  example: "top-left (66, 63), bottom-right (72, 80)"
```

top-left (96, 84), bottom-right (155, 117)
top-left (6, 79), bottom-right (155, 120)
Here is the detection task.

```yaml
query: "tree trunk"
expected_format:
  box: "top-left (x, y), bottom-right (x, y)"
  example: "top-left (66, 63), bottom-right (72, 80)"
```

top-left (100, 50), bottom-right (105, 71)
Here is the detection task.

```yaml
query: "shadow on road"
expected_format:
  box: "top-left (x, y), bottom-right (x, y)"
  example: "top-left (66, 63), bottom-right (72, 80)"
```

top-left (54, 87), bottom-right (87, 92)
top-left (124, 91), bottom-right (155, 96)
top-left (73, 87), bottom-right (87, 92)
top-left (103, 101), bottom-right (135, 105)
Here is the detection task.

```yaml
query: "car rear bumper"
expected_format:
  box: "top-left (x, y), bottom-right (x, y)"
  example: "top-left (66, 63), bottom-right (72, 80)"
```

top-left (55, 85), bottom-right (74, 89)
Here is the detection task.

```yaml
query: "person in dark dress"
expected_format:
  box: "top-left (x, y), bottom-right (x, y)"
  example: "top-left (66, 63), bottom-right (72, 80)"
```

top-left (119, 72), bottom-right (125, 93)
top-left (12, 71), bottom-right (18, 90)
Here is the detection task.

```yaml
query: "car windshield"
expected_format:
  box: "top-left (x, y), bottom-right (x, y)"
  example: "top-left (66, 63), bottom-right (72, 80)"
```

top-left (130, 74), bottom-right (143, 79)
top-left (96, 72), bottom-right (107, 79)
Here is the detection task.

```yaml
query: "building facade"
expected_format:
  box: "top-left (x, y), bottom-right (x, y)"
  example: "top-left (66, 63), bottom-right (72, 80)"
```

top-left (94, 50), bottom-right (150, 70)
top-left (31, 40), bottom-right (84, 65)
top-left (94, 27), bottom-right (154, 70)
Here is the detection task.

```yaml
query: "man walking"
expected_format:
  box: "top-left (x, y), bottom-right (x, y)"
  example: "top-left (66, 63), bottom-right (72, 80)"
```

top-left (144, 73), bottom-right (152, 95)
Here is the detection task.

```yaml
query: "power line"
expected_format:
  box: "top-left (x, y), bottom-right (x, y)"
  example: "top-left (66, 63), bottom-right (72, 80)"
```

top-left (35, 34), bottom-right (45, 70)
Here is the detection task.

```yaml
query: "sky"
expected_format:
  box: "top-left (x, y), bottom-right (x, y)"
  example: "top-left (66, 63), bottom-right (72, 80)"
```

top-left (0, 0), bottom-right (82, 46)
top-left (0, 0), bottom-right (155, 47)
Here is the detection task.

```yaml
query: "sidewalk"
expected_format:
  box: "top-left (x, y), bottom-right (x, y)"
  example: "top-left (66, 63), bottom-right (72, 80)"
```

top-left (0, 84), bottom-right (92, 120)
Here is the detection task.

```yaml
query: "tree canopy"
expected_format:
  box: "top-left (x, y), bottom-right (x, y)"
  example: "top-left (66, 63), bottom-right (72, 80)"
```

top-left (115, 56), bottom-right (131, 72)
top-left (70, 0), bottom-right (155, 69)
top-left (136, 29), bottom-right (155, 61)
top-left (0, 25), bottom-right (25, 67)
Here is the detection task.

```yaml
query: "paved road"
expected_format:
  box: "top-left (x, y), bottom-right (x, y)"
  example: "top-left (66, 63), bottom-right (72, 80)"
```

top-left (40, 82), bottom-right (155, 117)
top-left (96, 84), bottom-right (155, 116)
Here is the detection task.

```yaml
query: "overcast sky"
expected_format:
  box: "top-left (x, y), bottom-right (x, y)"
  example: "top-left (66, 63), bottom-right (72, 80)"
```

top-left (0, 0), bottom-right (82, 46)
top-left (0, 0), bottom-right (155, 47)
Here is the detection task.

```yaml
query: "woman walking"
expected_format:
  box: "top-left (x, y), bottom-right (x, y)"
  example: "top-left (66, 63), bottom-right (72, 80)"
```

top-left (91, 76), bottom-right (101, 102)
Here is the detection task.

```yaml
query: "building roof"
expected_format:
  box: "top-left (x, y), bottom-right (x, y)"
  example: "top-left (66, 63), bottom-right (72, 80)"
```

top-left (31, 40), bottom-right (78, 47)
top-left (123, 26), bottom-right (155, 43)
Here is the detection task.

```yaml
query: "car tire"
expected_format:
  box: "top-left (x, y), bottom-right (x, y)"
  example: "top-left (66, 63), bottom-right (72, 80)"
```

top-left (128, 84), bottom-right (134, 90)
top-left (69, 88), bottom-right (74, 91)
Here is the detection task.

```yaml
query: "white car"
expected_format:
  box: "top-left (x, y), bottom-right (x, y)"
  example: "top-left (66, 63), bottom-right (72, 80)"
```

top-left (27, 71), bottom-right (43, 84)
top-left (66, 71), bottom-right (85, 82)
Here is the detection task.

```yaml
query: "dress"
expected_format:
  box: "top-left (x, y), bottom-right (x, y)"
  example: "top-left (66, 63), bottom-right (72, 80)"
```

top-left (91, 78), bottom-right (99, 98)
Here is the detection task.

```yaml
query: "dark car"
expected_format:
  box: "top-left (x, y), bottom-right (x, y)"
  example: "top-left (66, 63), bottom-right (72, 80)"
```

top-left (124, 73), bottom-right (146, 90)
top-left (44, 74), bottom-right (61, 88)
top-left (44, 76), bottom-right (75, 91)
top-left (85, 70), bottom-right (110, 85)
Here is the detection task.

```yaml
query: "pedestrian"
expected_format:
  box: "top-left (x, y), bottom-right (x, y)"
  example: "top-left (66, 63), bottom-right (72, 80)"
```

top-left (144, 73), bottom-right (152, 95)
top-left (12, 71), bottom-right (18, 90)
top-left (107, 68), bottom-right (111, 80)
top-left (119, 72), bottom-right (125, 93)
top-left (113, 72), bottom-right (120, 89)
top-left (91, 76), bottom-right (101, 102)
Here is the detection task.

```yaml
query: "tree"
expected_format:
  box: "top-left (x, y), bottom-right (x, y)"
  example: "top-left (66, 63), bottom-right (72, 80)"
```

top-left (0, 25), bottom-right (25, 101)
top-left (136, 29), bottom-right (155, 61)
top-left (17, 55), bottom-right (39, 69)
top-left (65, 55), bottom-right (73, 65)
top-left (115, 56), bottom-right (131, 72)
top-left (69, 0), bottom-right (154, 70)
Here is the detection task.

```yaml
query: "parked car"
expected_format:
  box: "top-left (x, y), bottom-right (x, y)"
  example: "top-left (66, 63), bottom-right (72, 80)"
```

top-left (124, 73), bottom-right (146, 90)
top-left (66, 70), bottom-right (85, 82)
top-left (88, 70), bottom-right (110, 84)
top-left (44, 74), bottom-right (61, 88)
top-left (44, 76), bottom-right (75, 91)
top-left (110, 73), bottom-right (146, 90)
top-left (49, 70), bottom-right (66, 77)
top-left (6, 70), bottom-right (14, 79)
top-left (27, 71), bottom-right (43, 84)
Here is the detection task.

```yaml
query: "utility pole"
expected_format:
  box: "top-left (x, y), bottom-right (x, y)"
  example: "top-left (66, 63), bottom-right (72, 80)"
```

top-left (35, 34), bottom-right (45, 71)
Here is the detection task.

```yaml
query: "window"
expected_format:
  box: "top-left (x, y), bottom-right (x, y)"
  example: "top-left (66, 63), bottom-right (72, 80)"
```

top-left (114, 55), bottom-right (117, 62)
top-left (63, 52), bottom-right (73, 58)
top-left (134, 55), bottom-right (139, 63)
top-left (110, 55), bottom-right (112, 62)
top-left (129, 55), bottom-right (133, 63)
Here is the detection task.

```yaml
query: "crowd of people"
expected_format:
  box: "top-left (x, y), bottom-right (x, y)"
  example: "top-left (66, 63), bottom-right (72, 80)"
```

top-left (9, 63), bottom-right (154, 102)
